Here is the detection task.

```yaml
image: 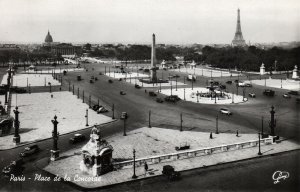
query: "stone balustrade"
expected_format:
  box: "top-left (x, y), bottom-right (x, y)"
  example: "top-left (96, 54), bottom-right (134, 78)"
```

top-left (113, 137), bottom-right (275, 170)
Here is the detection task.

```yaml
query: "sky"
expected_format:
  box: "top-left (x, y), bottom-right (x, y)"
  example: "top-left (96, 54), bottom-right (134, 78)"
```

top-left (0, 0), bottom-right (299, 44)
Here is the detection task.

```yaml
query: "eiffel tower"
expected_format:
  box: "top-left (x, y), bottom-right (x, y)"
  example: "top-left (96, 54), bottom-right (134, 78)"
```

top-left (232, 9), bottom-right (246, 46)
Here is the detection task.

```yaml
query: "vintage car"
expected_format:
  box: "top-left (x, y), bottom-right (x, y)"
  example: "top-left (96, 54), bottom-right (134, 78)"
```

top-left (19, 145), bottom-right (39, 157)
top-left (162, 165), bottom-right (181, 181)
top-left (2, 159), bottom-right (24, 177)
top-left (69, 134), bottom-right (86, 144)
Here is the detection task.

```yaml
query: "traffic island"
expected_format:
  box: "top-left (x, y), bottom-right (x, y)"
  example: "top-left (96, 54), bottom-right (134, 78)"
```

top-left (41, 127), bottom-right (300, 189)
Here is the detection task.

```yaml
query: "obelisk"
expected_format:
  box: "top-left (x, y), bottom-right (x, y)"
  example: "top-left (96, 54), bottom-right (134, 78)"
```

top-left (150, 33), bottom-right (157, 82)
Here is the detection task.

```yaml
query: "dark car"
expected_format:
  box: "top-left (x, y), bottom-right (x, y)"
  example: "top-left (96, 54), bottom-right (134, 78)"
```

top-left (2, 159), bottom-right (24, 177)
top-left (162, 165), bottom-right (181, 181)
top-left (108, 79), bottom-right (113, 83)
top-left (149, 91), bottom-right (157, 97)
top-left (175, 142), bottom-right (190, 151)
top-left (156, 98), bottom-right (164, 103)
top-left (263, 89), bottom-right (275, 96)
top-left (77, 75), bottom-right (82, 81)
top-left (19, 145), bottom-right (39, 157)
top-left (120, 91), bottom-right (126, 95)
top-left (135, 84), bottom-right (141, 89)
top-left (69, 134), bottom-right (86, 144)
top-left (90, 79), bottom-right (94, 83)
top-left (226, 81), bottom-right (233, 84)
top-left (219, 85), bottom-right (226, 89)
top-left (165, 95), bottom-right (181, 102)
top-left (283, 93), bottom-right (291, 99)
top-left (288, 91), bottom-right (298, 96)
top-left (97, 106), bottom-right (108, 113)
top-left (92, 105), bottom-right (102, 111)
top-left (144, 69), bottom-right (150, 73)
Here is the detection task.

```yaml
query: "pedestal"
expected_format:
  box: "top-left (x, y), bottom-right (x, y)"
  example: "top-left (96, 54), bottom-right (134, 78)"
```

top-left (13, 136), bottom-right (20, 145)
top-left (92, 164), bottom-right (101, 177)
top-left (50, 150), bottom-right (60, 161)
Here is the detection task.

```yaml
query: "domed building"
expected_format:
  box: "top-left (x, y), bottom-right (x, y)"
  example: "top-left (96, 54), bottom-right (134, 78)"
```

top-left (45, 30), bottom-right (53, 43)
top-left (41, 30), bottom-right (82, 57)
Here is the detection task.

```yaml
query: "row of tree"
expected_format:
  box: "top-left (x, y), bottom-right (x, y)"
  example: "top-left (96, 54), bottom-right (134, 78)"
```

top-left (192, 46), bottom-right (300, 72)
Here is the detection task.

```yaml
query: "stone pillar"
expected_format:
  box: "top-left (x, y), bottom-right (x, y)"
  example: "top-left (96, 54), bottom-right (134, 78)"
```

top-left (13, 106), bottom-right (20, 144)
top-left (150, 33), bottom-right (157, 82)
top-left (51, 115), bottom-right (60, 161)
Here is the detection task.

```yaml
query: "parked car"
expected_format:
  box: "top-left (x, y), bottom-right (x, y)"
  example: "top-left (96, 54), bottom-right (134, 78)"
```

top-left (92, 105), bottom-right (101, 111)
top-left (165, 95), bottom-right (181, 102)
top-left (219, 85), bottom-right (226, 89)
top-left (162, 165), bottom-right (181, 181)
top-left (121, 112), bottom-right (128, 119)
top-left (238, 82), bottom-right (245, 87)
top-left (97, 106), bottom-right (108, 113)
top-left (226, 81), bottom-right (233, 84)
top-left (108, 79), bottom-right (113, 83)
top-left (173, 75), bottom-right (180, 78)
top-left (156, 98), bottom-right (164, 103)
top-left (245, 83), bottom-right (252, 87)
top-left (219, 108), bottom-right (232, 115)
top-left (248, 93), bottom-right (256, 98)
top-left (99, 72), bottom-right (103, 75)
top-left (263, 89), bottom-right (275, 96)
top-left (149, 91), bottom-right (157, 97)
top-left (120, 91), bottom-right (126, 95)
top-left (2, 159), bottom-right (24, 177)
top-left (19, 145), bottom-right (39, 157)
top-left (283, 93), bottom-right (291, 98)
top-left (288, 91), bottom-right (298, 96)
top-left (144, 69), bottom-right (150, 73)
top-left (135, 84), bottom-right (141, 89)
top-left (69, 134), bottom-right (86, 144)
top-left (175, 142), bottom-right (190, 151)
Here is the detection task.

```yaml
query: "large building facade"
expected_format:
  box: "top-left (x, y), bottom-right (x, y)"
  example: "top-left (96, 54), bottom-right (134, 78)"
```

top-left (42, 31), bottom-right (81, 56)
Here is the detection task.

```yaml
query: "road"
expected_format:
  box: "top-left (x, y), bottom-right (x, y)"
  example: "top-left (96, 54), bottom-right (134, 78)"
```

top-left (0, 63), bottom-right (299, 191)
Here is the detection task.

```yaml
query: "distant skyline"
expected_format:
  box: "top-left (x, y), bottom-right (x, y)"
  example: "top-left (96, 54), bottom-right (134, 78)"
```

top-left (0, 0), bottom-right (299, 44)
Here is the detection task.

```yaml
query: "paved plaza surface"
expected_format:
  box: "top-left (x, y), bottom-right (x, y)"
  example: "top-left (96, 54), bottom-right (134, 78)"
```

top-left (160, 87), bottom-right (245, 104)
top-left (1, 73), bottom-right (61, 87)
top-left (0, 91), bottom-right (113, 150)
top-left (22, 67), bottom-right (84, 74)
top-left (170, 67), bottom-right (240, 78)
top-left (43, 127), bottom-right (300, 189)
top-left (251, 78), bottom-right (300, 91)
top-left (105, 72), bottom-right (149, 79)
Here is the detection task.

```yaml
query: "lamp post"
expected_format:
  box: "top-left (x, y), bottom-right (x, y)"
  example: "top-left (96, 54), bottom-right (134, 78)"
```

top-left (123, 117), bottom-right (126, 136)
top-left (132, 149), bottom-right (137, 179)
top-left (112, 104), bottom-right (115, 119)
top-left (13, 106), bottom-right (20, 144)
top-left (85, 109), bottom-right (89, 126)
top-left (261, 116), bottom-right (264, 137)
top-left (184, 88), bottom-right (186, 100)
top-left (148, 110), bottom-right (151, 128)
top-left (51, 115), bottom-right (59, 161)
top-left (216, 115), bottom-right (219, 134)
top-left (269, 106), bottom-right (276, 137)
top-left (175, 76), bottom-right (178, 91)
top-left (180, 113), bottom-right (183, 132)
top-left (48, 82), bottom-right (52, 93)
top-left (258, 132), bottom-right (262, 155)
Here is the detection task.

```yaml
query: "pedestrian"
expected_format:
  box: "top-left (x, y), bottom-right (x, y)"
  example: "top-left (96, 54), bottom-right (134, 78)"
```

top-left (145, 89), bottom-right (147, 93)
top-left (144, 162), bottom-right (148, 176)
top-left (210, 132), bottom-right (213, 139)
top-left (236, 130), bottom-right (239, 137)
